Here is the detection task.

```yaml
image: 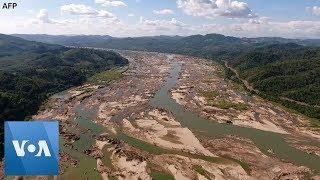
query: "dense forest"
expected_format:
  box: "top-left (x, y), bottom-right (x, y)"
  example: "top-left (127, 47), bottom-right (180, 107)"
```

top-left (0, 34), bottom-right (128, 156)
top-left (228, 43), bottom-right (320, 120)
top-left (13, 33), bottom-right (320, 122)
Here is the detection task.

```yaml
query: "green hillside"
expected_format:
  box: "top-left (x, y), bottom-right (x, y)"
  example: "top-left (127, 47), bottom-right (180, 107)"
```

top-left (229, 43), bottom-right (320, 120)
top-left (0, 34), bottom-right (128, 121)
top-left (0, 34), bottom-right (128, 156)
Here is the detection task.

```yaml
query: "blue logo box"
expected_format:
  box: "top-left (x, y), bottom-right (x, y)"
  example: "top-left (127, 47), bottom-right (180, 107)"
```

top-left (4, 121), bottom-right (59, 176)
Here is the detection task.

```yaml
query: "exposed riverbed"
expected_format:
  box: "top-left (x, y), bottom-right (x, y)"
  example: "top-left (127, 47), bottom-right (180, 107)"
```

top-left (6, 51), bottom-right (317, 179)
top-left (151, 56), bottom-right (320, 172)
top-left (63, 54), bottom-right (319, 178)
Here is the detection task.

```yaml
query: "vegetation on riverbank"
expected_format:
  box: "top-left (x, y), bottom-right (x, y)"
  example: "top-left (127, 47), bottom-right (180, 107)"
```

top-left (225, 44), bottom-right (320, 122)
top-left (200, 90), bottom-right (219, 100)
top-left (193, 165), bottom-right (212, 179)
top-left (150, 171), bottom-right (175, 180)
top-left (0, 34), bottom-right (128, 156)
top-left (206, 100), bottom-right (249, 111)
top-left (201, 90), bottom-right (249, 111)
top-left (87, 68), bottom-right (127, 85)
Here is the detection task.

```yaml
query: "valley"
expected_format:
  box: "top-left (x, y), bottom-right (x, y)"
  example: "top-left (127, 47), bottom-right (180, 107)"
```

top-left (4, 50), bottom-right (318, 179)
top-left (2, 1), bottom-right (320, 179)
top-left (14, 34), bottom-right (320, 122)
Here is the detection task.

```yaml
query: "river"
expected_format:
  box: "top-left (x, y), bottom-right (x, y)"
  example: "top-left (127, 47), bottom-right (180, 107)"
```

top-left (150, 55), bottom-right (320, 172)
top-left (31, 54), bottom-right (320, 180)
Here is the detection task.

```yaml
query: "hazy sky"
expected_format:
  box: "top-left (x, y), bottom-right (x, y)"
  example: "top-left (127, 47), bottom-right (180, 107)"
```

top-left (0, 0), bottom-right (320, 38)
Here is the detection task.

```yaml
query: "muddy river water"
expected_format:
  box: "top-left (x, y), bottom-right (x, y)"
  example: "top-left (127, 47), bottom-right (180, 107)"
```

top-left (57, 55), bottom-right (319, 180)
top-left (67, 55), bottom-right (320, 179)
top-left (150, 56), bottom-right (320, 172)
top-left (3, 53), bottom-right (318, 180)
top-left (12, 54), bottom-right (316, 180)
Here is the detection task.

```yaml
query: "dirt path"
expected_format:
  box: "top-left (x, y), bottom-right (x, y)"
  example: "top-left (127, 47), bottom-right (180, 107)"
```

top-left (224, 61), bottom-right (320, 109)
top-left (224, 61), bottom-right (259, 94)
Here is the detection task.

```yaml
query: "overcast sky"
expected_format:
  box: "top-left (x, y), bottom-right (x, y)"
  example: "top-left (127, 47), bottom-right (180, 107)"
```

top-left (0, 0), bottom-right (320, 38)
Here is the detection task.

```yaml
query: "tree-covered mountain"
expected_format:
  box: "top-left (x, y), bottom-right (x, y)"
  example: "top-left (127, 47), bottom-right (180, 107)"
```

top-left (0, 34), bottom-right (128, 156)
top-left (13, 34), bottom-right (320, 65)
top-left (0, 34), bottom-right (63, 58)
top-left (11, 34), bottom-right (259, 64)
top-left (11, 34), bottom-right (113, 48)
top-left (229, 43), bottom-right (320, 120)
top-left (14, 33), bottom-right (320, 52)
top-left (0, 34), bottom-right (128, 121)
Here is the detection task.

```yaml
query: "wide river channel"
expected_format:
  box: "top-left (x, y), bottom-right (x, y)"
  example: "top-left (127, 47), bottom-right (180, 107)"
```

top-left (150, 56), bottom-right (320, 172)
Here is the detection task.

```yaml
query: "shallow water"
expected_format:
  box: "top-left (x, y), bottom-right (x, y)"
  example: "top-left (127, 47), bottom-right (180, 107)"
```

top-left (60, 55), bottom-right (320, 180)
top-left (150, 56), bottom-right (320, 172)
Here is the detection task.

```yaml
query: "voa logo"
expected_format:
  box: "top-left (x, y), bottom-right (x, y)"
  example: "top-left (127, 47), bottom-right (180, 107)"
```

top-left (12, 140), bottom-right (51, 157)
top-left (5, 121), bottom-right (59, 176)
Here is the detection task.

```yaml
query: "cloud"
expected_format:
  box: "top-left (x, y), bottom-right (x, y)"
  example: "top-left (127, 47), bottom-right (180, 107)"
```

top-left (34, 9), bottom-right (68, 25)
top-left (3, 4), bottom-right (320, 39)
top-left (128, 13), bottom-right (135, 17)
top-left (197, 18), bottom-right (320, 38)
top-left (306, 6), bottom-right (320, 16)
top-left (5, 5), bottom-right (124, 36)
top-left (61, 4), bottom-right (96, 15)
top-left (138, 17), bottom-right (187, 32)
top-left (36, 9), bottom-right (50, 23)
top-left (248, 17), bottom-right (270, 24)
top-left (61, 4), bottom-right (118, 21)
top-left (22, 9), bottom-right (71, 26)
top-left (153, 9), bottom-right (175, 15)
top-left (272, 21), bottom-right (320, 37)
top-left (95, 0), bottom-right (127, 7)
top-left (177, 0), bottom-right (257, 18)
top-left (61, 4), bottom-right (93, 16)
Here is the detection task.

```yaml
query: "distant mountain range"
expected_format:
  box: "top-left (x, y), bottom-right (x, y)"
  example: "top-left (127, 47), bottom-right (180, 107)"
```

top-left (13, 33), bottom-right (320, 49)
top-left (13, 33), bottom-right (320, 62)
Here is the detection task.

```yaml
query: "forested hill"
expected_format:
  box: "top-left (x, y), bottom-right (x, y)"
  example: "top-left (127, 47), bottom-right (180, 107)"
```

top-left (13, 33), bottom-right (320, 63)
top-left (0, 34), bottom-right (64, 59)
top-left (13, 33), bottom-right (320, 54)
top-left (12, 34), bottom-right (267, 61)
top-left (12, 34), bottom-right (261, 59)
top-left (229, 43), bottom-right (320, 120)
top-left (0, 34), bottom-right (128, 123)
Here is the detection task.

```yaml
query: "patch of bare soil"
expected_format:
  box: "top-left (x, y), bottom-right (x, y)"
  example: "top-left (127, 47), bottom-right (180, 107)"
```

top-left (171, 55), bottom-right (320, 158)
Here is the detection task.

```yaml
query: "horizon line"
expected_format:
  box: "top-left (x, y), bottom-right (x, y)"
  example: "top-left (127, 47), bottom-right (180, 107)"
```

top-left (7, 33), bottom-right (320, 40)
